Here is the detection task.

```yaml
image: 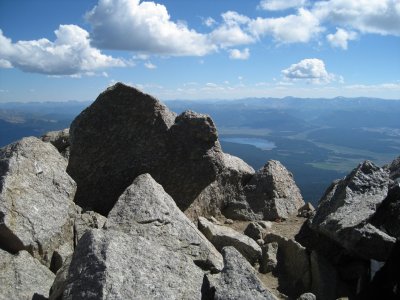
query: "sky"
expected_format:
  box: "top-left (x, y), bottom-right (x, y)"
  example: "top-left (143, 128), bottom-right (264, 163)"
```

top-left (0, 0), bottom-right (399, 102)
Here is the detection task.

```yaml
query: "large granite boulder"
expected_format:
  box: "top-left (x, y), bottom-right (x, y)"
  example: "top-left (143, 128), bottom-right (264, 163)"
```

top-left (0, 137), bottom-right (76, 266)
top-left (106, 173), bottom-right (223, 271)
top-left (67, 83), bottom-right (176, 215)
top-left (61, 229), bottom-right (208, 300)
top-left (310, 161), bottom-right (396, 261)
top-left (198, 216), bottom-right (261, 265)
top-left (205, 246), bottom-right (277, 300)
top-left (41, 128), bottom-right (70, 159)
top-left (244, 160), bottom-right (305, 220)
top-left (67, 83), bottom-right (298, 222)
top-left (0, 249), bottom-right (55, 300)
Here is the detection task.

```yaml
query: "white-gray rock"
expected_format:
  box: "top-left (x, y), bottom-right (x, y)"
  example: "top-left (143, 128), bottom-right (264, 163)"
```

top-left (198, 216), bottom-right (262, 265)
top-left (62, 229), bottom-right (208, 300)
top-left (73, 208), bottom-right (107, 246)
top-left (0, 137), bottom-right (76, 266)
top-left (0, 249), bottom-right (55, 300)
top-left (311, 161), bottom-right (395, 260)
top-left (260, 242), bottom-right (278, 273)
top-left (244, 160), bottom-right (305, 220)
top-left (205, 246), bottom-right (277, 300)
top-left (106, 173), bottom-right (223, 272)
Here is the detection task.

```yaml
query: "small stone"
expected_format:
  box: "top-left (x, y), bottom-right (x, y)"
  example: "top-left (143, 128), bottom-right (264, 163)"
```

top-left (244, 222), bottom-right (265, 241)
top-left (297, 292), bottom-right (316, 300)
top-left (225, 218), bottom-right (234, 224)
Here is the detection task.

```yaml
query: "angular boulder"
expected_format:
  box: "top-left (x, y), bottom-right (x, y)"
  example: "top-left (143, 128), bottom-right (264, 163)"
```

top-left (265, 233), bottom-right (311, 298)
top-left (106, 173), bottom-right (223, 271)
top-left (205, 246), bottom-right (277, 300)
top-left (73, 207), bottom-right (107, 246)
top-left (244, 160), bottom-right (305, 220)
top-left (198, 216), bottom-right (261, 265)
top-left (62, 229), bottom-right (208, 300)
top-left (310, 161), bottom-right (395, 261)
top-left (0, 249), bottom-right (55, 300)
top-left (41, 128), bottom-right (70, 159)
top-left (385, 155), bottom-right (400, 180)
top-left (0, 137), bottom-right (76, 266)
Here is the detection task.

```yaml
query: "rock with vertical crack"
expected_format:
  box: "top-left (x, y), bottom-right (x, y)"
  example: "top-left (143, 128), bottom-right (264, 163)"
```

top-left (0, 137), bottom-right (76, 267)
top-left (0, 249), bottom-right (55, 300)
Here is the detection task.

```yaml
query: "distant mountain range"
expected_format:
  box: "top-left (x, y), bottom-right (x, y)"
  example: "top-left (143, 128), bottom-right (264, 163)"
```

top-left (1, 97), bottom-right (399, 204)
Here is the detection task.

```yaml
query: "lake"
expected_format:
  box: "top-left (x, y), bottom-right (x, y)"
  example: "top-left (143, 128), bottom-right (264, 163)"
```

top-left (220, 137), bottom-right (276, 150)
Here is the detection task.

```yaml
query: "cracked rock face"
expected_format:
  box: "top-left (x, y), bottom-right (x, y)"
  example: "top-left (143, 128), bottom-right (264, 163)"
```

top-left (106, 173), bottom-right (223, 271)
top-left (0, 249), bottom-right (55, 300)
top-left (311, 161), bottom-right (395, 260)
top-left (0, 137), bottom-right (76, 266)
top-left (59, 173), bottom-right (223, 299)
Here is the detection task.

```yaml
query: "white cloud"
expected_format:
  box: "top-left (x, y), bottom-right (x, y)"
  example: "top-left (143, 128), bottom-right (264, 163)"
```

top-left (258, 0), bottom-right (307, 11)
top-left (209, 11), bottom-right (255, 47)
top-left (203, 17), bottom-right (217, 27)
top-left (327, 28), bottom-right (358, 49)
top-left (0, 26), bottom-right (125, 75)
top-left (144, 61), bottom-right (157, 69)
top-left (313, 0), bottom-right (400, 36)
top-left (0, 58), bottom-right (12, 68)
top-left (249, 8), bottom-right (323, 43)
top-left (282, 58), bottom-right (337, 83)
top-left (228, 48), bottom-right (250, 60)
top-left (86, 0), bottom-right (216, 56)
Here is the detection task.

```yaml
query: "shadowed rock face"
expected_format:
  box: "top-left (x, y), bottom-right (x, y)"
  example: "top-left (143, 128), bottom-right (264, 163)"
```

top-left (67, 83), bottom-right (303, 221)
top-left (310, 161), bottom-right (395, 261)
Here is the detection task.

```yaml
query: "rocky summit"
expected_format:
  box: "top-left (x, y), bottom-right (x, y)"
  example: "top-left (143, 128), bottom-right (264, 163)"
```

top-left (0, 83), bottom-right (399, 300)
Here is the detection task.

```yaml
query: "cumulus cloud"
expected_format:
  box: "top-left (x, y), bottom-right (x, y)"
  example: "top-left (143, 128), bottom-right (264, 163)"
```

top-left (312, 0), bottom-right (400, 36)
top-left (0, 26), bottom-right (125, 75)
top-left (203, 17), bottom-right (217, 27)
top-left (327, 28), bottom-right (358, 49)
top-left (0, 58), bottom-right (12, 68)
top-left (228, 48), bottom-right (250, 60)
top-left (209, 11), bottom-right (255, 47)
top-left (249, 8), bottom-right (323, 43)
top-left (282, 58), bottom-right (337, 83)
top-left (258, 0), bottom-right (307, 11)
top-left (144, 61), bottom-right (157, 69)
top-left (86, 0), bottom-right (216, 56)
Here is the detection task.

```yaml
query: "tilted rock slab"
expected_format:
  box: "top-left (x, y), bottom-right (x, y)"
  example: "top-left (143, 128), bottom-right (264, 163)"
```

top-left (0, 137), bottom-right (76, 266)
top-left (198, 216), bottom-right (261, 265)
top-left (205, 246), bottom-right (277, 300)
top-left (311, 161), bottom-right (396, 261)
top-left (244, 160), bottom-right (305, 220)
top-left (106, 173), bottom-right (223, 271)
top-left (0, 249), bottom-right (55, 300)
top-left (60, 173), bottom-right (223, 299)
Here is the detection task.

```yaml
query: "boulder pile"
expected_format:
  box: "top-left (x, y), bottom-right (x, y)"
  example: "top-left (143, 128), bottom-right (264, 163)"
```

top-left (0, 83), bottom-right (398, 299)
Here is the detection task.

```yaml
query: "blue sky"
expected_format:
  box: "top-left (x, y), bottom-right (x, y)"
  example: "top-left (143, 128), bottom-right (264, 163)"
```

top-left (0, 0), bottom-right (399, 102)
